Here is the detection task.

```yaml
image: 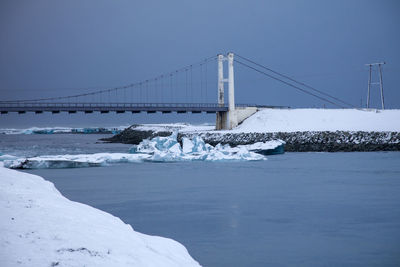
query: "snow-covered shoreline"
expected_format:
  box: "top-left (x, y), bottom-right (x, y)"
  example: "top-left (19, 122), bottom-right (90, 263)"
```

top-left (233, 108), bottom-right (400, 133)
top-left (104, 108), bottom-right (400, 152)
top-left (184, 131), bottom-right (400, 152)
top-left (0, 167), bottom-right (200, 266)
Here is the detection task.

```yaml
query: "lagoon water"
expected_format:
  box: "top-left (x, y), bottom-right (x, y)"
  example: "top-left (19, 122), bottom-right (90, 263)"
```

top-left (2, 134), bottom-right (400, 266)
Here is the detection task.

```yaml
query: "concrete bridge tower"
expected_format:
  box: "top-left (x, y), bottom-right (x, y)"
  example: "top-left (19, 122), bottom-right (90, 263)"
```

top-left (216, 52), bottom-right (238, 130)
top-left (215, 52), bottom-right (258, 130)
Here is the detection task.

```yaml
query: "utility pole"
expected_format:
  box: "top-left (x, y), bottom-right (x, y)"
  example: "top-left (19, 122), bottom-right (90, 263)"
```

top-left (365, 62), bottom-right (386, 109)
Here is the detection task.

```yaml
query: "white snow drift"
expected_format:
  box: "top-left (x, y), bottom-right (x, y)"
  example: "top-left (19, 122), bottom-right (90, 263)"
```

top-left (0, 167), bottom-right (200, 267)
top-left (233, 108), bottom-right (400, 133)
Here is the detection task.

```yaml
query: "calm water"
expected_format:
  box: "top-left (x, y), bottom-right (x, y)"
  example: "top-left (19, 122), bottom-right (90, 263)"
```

top-left (2, 134), bottom-right (400, 266)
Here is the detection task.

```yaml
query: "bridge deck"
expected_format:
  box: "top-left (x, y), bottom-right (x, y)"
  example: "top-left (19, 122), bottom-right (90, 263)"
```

top-left (0, 102), bottom-right (286, 114)
top-left (0, 103), bottom-right (229, 114)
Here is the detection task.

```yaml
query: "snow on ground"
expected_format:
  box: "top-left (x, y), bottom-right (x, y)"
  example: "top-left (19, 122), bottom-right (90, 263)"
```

top-left (0, 167), bottom-right (200, 267)
top-left (131, 123), bottom-right (214, 133)
top-left (233, 108), bottom-right (400, 133)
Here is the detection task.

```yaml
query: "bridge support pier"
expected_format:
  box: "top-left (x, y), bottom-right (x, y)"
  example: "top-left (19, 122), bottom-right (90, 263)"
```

top-left (216, 111), bottom-right (228, 130)
top-left (216, 107), bottom-right (258, 130)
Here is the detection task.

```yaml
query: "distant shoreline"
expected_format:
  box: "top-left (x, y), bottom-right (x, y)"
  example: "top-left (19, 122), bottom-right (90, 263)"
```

top-left (101, 127), bottom-right (400, 152)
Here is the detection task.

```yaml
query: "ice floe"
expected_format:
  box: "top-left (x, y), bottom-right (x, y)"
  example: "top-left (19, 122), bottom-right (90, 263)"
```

top-left (3, 134), bottom-right (284, 169)
top-left (0, 126), bottom-right (127, 135)
top-left (129, 133), bottom-right (279, 162)
top-left (0, 154), bottom-right (19, 162)
top-left (3, 153), bottom-right (151, 169)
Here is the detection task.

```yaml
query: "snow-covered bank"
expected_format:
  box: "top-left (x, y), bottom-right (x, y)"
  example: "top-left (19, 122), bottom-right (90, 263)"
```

top-left (103, 108), bottom-right (400, 152)
top-left (234, 108), bottom-right (400, 133)
top-left (185, 131), bottom-right (400, 152)
top-left (0, 167), bottom-right (200, 267)
top-left (130, 123), bottom-right (214, 133)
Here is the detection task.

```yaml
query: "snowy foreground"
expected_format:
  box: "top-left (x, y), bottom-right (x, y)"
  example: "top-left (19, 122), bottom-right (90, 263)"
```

top-left (0, 167), bottom-right (200, 267)
top-left (233, 108), bottom-right (400, 133)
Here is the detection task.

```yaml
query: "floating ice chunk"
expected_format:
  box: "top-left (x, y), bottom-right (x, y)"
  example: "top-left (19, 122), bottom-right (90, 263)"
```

top-left (130, 139), bottom-right (158, 154)
top-left (128, 133), bottom-right (272, 162)
top-left (182, 138), bottom-right (194, 153)
top-left (239, 140), bottom-right (285, 155)
top-left (205, 143), bottom-right (213, 152)
top-left (3, 153), bottom-right (150, 169)
top-left (2, 134), bottom-right (282, 169)
top-left (168, 142), bottom-right (182, 154)
top-left (2, 134), bottom-right (281, 169)
top-left (130, 132), bottom-right (181, 154)
top-left (0, 154), bottom-right (18, 161)
top-left (151, 151), bottom-right (180, 162)
top-left (192, 136), bottom-right (207, 153)
top-left (238, 140), bottom-right (285, 151)
top-left (214, 143), bottom-right (235, 155)
top-left (150, 142), bottom-right (183, 162)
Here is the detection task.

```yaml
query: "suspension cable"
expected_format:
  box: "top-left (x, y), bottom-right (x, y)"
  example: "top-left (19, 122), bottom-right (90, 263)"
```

top-left (235, 59), bottom-right (345, 108)
top-left (1, 55), bottom-right (217, 103)
top-left (235, 54), bottom-right (354, 108)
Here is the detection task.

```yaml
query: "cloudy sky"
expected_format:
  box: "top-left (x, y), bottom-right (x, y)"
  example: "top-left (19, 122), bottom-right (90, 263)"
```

top-left (0, 0), bottom-right (399, 126)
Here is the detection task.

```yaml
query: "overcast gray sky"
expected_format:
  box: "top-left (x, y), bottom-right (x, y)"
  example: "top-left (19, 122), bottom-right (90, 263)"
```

top-left (0, 0), bottom-right (399, 127)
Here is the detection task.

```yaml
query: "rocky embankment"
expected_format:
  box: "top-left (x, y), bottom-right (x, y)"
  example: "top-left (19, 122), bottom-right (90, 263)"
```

top-left (101, 127), bottom-right (400, 152)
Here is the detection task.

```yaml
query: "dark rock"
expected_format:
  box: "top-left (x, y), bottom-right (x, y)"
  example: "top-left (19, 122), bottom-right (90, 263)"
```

top-left (101, 126), bottom-right (400, 152)
top-left (100, 127), bottom-right (172, 145)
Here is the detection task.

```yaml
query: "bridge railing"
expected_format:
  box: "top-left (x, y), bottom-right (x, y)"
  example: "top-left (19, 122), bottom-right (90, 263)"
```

top-left (0, 102), bottom-right (226, 108)
top-left (0, 102), bottom-right (283, 107)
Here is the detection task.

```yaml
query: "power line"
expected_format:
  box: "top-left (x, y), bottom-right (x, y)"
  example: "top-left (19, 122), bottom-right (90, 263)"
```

top-left (234, 59), bottom-right (345, 108)
top-left (235, 54), bottom-right (354, 108)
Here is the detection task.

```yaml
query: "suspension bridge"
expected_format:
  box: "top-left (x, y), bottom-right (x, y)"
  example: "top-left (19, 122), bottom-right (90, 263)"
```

top-left (0, 52), bottom-right (354, 129)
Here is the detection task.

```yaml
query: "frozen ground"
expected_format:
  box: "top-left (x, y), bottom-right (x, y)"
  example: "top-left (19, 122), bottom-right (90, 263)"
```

top-left (2, 109), bottom-right (399, 137)
top-left (131, 123), bottom-right (214, 133)
top-left (234, 108), bottom-right (400, 133)
top-left (115, 108), bottom-right (400, 134)
top-left (0, 166), bottom-right (200, 267)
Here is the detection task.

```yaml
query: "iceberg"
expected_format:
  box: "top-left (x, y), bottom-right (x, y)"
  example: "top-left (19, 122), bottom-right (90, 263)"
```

top-left (2, 134), bottom-right (283, 169)
top-left (130, 133), bottom-right (276, 162)
top-left (237, 141), bottom-right (285, 155)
